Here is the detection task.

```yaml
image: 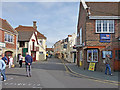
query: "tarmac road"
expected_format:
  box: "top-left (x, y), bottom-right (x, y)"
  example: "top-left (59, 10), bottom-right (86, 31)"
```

top-left (2, 58), bottom-right (119, 89)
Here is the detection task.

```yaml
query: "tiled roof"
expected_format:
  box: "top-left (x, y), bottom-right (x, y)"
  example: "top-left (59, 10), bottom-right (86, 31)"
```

top-left (85, 2), bottom-right (120, 16)
top-left (15, 25), bottom-right (46, 41)
top-left (0, 18), bottom-right (17, 34)
top-left (17, 31), bottom-right (34, 41)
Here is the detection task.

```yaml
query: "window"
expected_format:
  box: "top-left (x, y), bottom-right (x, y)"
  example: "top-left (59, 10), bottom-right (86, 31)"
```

top-left (96, 20), bottom-right (114, 33)
top-left (87, 49), bottom-right (98, 62)
top-left (20, 42), bottom-right (25, 47)
top-left (39, 40), bottom-right (42, 45)
top-left (4, 33), bottom-right (14, 43)
top-left (80, 28), bottom-right (82, 45)
top-left (39, 52), bottom-right (43, 54)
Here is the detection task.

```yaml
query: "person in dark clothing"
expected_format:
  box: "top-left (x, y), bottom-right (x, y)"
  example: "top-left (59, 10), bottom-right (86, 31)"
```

top-left (25, 52), bottom-right (33, 77)
top-left (2, 54), bottom-right (8, 64)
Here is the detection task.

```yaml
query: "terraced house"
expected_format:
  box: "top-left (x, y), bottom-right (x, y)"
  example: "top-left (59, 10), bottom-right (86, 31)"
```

top-left (15, 21), bottom-right (47, 61)
top-left (0, 18), bottom-right (18, 63)
top-left (76, 2), bottom-right (120, 71)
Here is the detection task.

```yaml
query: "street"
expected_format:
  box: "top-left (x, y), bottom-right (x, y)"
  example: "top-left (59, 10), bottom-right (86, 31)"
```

top-left (2, 58), bottom-right (119, 89)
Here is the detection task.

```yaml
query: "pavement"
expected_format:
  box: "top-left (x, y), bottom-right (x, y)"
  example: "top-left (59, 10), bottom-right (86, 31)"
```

top-left (63, 60), bottom-right (119, 82)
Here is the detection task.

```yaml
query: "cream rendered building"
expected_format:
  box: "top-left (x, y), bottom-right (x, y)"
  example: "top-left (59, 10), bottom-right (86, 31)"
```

top-left (16, 21), bottom-right (47, 62)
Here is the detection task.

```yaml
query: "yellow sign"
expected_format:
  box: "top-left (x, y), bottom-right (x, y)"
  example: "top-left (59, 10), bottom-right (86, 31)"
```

top-left (88, 62), bottom-right (96, 71)
top-left (79, 61), bottom-right (82, 67)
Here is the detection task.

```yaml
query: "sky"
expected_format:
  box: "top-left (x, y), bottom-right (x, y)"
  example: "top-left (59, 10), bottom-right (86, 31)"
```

top-left (1, 0), bottom-right (120, 48)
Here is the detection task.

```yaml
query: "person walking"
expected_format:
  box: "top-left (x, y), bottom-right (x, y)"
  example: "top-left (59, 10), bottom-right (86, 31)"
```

top-left (0, 56), bottom-right (6, 81)
top-left (25, 52), bottom-right (33, 77)
top-left (9, 56), bottom-right (13, 68)
top-left (105, 54), bottom-right (112, 76)
top-left (19, 54), bottom-right (23, 68)
top-left (2, 54), bottom-right (8, 64)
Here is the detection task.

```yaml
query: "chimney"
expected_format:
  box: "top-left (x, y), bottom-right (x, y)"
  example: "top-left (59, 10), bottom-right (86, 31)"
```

top-left (33, 21), bottom-right (37, 30)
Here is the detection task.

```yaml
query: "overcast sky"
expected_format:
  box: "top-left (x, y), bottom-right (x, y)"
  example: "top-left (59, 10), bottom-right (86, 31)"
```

top-left (1, 0), bottom-right (119, 48)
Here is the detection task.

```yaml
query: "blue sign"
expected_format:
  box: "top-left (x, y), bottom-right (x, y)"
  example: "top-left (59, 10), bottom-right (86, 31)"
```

top-left (100, 34), bottom-right (111, 42)
top-left (102, 51), bottom-right (112, 58)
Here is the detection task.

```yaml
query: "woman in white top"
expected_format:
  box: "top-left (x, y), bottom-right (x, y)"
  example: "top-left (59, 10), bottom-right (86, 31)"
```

top-left (9, 56), bottom-right (13, 68)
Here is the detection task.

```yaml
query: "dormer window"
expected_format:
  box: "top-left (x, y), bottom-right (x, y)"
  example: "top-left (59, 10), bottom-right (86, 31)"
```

top-left (96, 20), bottom-right (114, 33)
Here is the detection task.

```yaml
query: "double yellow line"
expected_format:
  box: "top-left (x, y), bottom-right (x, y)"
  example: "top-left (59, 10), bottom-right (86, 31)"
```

top-left (61, 59), bottom-right (119, 86)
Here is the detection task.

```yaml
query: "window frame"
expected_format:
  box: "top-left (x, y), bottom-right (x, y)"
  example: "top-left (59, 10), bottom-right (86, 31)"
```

top-left (96, 20), bottom-right (114, 33)
top-left (4, 33), bottom-right (14, 43)
top-left (87, 49), bottom-right (98, 62)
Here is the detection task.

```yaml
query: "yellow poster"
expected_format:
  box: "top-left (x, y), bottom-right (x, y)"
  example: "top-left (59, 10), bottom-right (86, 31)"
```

top-left (88, 62), bottom-right (96, 71)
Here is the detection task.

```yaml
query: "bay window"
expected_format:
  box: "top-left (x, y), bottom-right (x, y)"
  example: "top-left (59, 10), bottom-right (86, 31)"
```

top-left (87, 49), bottom-right (98, 62)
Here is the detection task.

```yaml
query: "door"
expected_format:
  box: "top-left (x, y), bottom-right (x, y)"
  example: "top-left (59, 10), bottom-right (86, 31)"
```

top-left (113, 49), bottom-right (120, 71)
top-left (31, 51), bottom-right (36, 62)
top-left (73, 53), bottom-right (76, 63)
top-left (5, 51), bottom-right (13, 64)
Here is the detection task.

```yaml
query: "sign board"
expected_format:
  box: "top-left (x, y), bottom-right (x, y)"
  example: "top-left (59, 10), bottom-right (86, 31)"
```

top-left (0, 42), bottom-right (6, 48)
top-left (88, 62), bottom-right (96, 71)
top-left (102, 51), bottom-right (112, 58)
top-left (100, 34), bottom-right (110, 43)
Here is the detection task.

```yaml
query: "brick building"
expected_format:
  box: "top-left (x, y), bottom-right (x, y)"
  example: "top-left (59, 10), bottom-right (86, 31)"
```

top-left (76, 2), bottom-right (120, 71)
top-left (0, 18), bottom-right (18, 63)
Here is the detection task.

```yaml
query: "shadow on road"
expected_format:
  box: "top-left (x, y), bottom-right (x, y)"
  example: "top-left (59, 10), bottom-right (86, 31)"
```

top-left (6, 73), bottom-right (26, 77)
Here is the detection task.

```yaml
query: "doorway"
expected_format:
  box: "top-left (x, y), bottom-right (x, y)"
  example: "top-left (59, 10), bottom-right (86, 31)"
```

top-left (5, 51), bottom-right (13, 64)
top-left (31, 51), bottom-right (36, 62)
top-left (113, 49), bottom-right (120, 71)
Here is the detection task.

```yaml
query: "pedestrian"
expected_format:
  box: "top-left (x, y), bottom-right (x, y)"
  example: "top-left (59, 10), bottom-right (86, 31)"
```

top-left (2, 54), bottom-right (8, 64)
top-left (0, 56), bottom-right (6, 81)
top-left (25, 52), bottom-right (33, 77)
top-left (105, 54), bottom-right (112, 76)
top-left (9, 56), bottom-right (13, 68)
top-left (19, 54), bottom-right (23, 68)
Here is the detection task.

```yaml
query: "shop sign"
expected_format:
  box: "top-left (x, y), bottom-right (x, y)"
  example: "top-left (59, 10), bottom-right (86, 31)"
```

top-left (88, 62), bottom-right (96, 71)
top-left (100, 34), bottom-right (110, 43)
top-left (102, 51), bottom-right (112, 58)
top-left (0, 42), bottom-right (6, 48)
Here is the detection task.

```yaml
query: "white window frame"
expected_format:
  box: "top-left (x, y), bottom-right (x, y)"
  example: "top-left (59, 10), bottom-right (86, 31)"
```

top-left (96, 20), bottom-right (114, 33)
top-left (4, 33), bottom-right (14, 43)
top-left (87, 49), bottom-right (98, 62)
top-left (80, 28), bottom-right (82, 45)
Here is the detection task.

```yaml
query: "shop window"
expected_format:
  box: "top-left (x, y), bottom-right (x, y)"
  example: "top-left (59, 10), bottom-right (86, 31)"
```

top-left (115, 50), bottom-right (118, 59)
top-left (87, 49), bottom-right (98, 62)
top-left (96, 20), bottom-right (114, 33)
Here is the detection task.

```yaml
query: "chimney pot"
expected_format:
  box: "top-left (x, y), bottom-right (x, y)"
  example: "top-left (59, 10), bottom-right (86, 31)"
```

top-left (33, 21), bottom-right (37, 30)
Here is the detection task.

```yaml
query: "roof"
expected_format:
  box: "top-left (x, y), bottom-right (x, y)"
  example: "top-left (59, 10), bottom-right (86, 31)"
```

top-left (15, 25), bottom-right (46, 41)
top-left (0, 18), bottom-right (17, 34)
top-left (17, 31), bottom-right (34, 41)
top-left (83, 2), bottom-right (120, 16)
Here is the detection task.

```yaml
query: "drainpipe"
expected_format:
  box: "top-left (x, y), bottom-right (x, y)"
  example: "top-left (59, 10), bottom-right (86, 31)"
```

top-left (16, 33), bottom-right (18, 64)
